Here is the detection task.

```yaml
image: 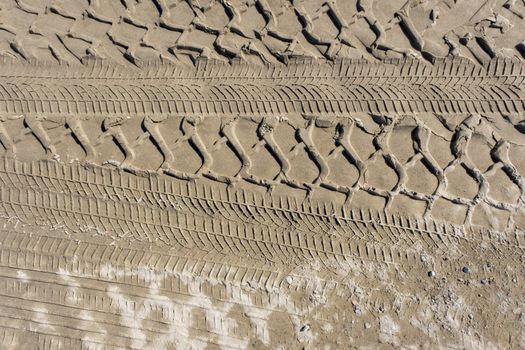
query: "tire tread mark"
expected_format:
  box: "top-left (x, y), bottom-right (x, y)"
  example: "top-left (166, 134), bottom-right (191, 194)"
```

top-left (0, 58), bottom-right (524, 115)
top-left (1, 158), bottom-right (520, 251)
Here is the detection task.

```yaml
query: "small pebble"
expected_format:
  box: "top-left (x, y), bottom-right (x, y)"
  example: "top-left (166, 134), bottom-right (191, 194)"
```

top-left (512, 278), bottom-right (517, 283)
top-left (364, 322), bottom-right (371, 329)
top-left (353, 303), bottom-right (362, 316)
top-left (427, 271), bottom-right (435, 278)
top-left (468, 314), bottom-right (474, 320)
top-left (462, 266), bottom-right (471, 274)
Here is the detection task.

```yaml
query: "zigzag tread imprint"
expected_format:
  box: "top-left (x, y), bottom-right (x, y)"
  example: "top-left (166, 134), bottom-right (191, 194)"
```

top-left (1, 110), bottom-right (523, 231)
top-left (1, 0), bottom-right (525, 66)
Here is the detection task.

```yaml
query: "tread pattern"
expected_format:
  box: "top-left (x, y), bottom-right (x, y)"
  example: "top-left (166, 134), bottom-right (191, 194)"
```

top-left (0, 224), bottom-right (414, 349)
top-left (0, 182), bottom-right (440, 268)
top-left (0, 2), bottom-right (524, 348)
top-left (0, 59), bottom-right (525, 116)
top-left (1, 158), bottom-right (523, 284)
top-left (1, 158), bottom-right (522, 250)
top-left (0, 0), bottom-right (524, 65)
top-left (1, 110), bottom-right (523, 229)
top-left (0, 220), bottom-right (523, 349)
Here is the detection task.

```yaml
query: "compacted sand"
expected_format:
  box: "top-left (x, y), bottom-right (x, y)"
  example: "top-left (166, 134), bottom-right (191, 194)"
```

top-left (0, 0), bottom-right (524, 348)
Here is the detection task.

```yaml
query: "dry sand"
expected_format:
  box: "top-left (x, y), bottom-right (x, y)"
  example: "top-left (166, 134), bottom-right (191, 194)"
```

top-left (0, 0), bottom-right (524, 348)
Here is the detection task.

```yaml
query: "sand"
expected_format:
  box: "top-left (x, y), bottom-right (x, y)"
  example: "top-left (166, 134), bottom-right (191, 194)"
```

top-left (0, 0), bottom-right (524, 348)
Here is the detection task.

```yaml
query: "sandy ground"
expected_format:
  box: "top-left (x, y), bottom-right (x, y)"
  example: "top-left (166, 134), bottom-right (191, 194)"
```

top-left (0, 0), bottom-right (524, 349)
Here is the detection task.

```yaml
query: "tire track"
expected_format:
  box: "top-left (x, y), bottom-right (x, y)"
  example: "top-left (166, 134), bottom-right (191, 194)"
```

top-left (0, 59), bottom-right (524, 116)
